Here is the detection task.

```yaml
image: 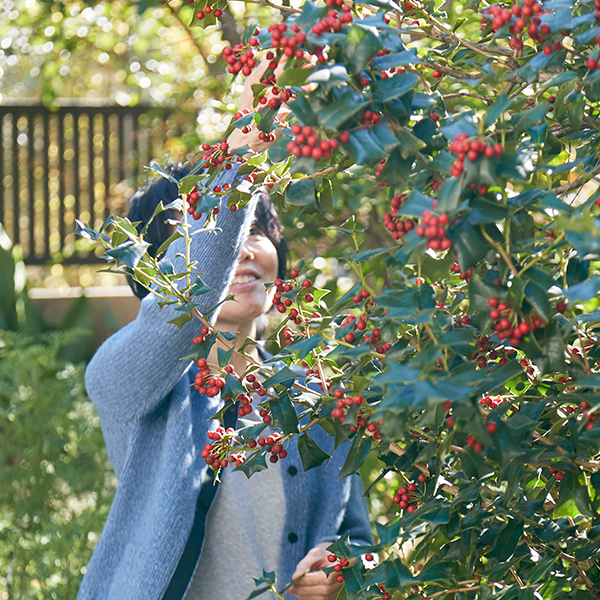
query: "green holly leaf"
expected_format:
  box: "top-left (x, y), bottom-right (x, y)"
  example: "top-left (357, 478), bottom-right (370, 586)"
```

top-left (341, 24), bottom-right (383, 75)
top-left (233, 448), bottom-right (268, 478)
top-left (372, 71), bottom-right (419, 103)
top-left (339, 433), bottom-right (372, 479)
top-left (286, 178), bottom-right (316, 206)
top-left (269, 392), bottom-right (299, 435)
top-left (298, 432), bottom-right (330, 470)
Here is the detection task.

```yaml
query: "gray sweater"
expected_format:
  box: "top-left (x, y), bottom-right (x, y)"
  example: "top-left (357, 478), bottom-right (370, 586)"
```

top-left (79, 169), bottom-right (372, 600)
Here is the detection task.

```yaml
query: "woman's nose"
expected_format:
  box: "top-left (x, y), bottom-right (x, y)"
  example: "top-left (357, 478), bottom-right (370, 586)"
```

top-left (238, 241), bottom-right (255, 262)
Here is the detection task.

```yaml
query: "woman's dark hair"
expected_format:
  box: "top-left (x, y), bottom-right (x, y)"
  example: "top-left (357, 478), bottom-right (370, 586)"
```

top-left (126, 165), bottom-right (287, 299)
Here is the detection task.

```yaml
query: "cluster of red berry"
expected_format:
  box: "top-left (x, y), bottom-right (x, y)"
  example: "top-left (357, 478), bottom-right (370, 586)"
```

top-left (480, 395), bottom-right (505, 409)
top-left (272, 271), bottom-right (313, 322)
top-left (192, 325), bottom-right (210, 345)
top-left (255, 23), bottom-right (308, 59)
top-left (415, 210), bottom-right (451, 251)
top-left (244, 372), bottom-right (267, 399)
top-left (465, 433), bottom-right (486, 453)
top-left (326, 553), bottom-right (351, 584)
top-left (194, 358), bottom-right (226, 397)
top-left (202, 426), bottom-right (245, 470)
top-left (249, 432), bottom-right (287, 463)
top-left (186, 183), bottom-right (234, 221)
top-left (586, 30), bottom-right (600, 70)
top-left (575, 399), bottom-right (598, 431)
top-left (195, 5), bottom-right (223, 20)
top-left (312, 6), bottom-right (353, 35)
top-left (330, 391), bottom-right (363, 419)
top-left (352, 288), bottom-right (371, 304)
top-left (286, 125), bottom-right (340, 160)
top-left (236, 392), bottom-right (255, 418)
top-left (448, 134), bottom-right (503, 178)
top-left (222, 44), bottom-right (256, 76)
top-left (450, 262), bottom-right (473, 282)
top-left (392, 477), bottom-right (425, 511)
top-left (360, 109), bottom-right (382, 126)
top-left (548, 468), bottom-right (564, 481)
top-left (472, 335), bottom-right (510, 370)
top-left (487, 296), bottom-right (542, 346)
top-left (374, 159), bottom-right (389, 187)
top-left (383, 194), bottom-right (415, 241)
top-left (481, 0), bottom-right (561, 55)
top-left (200, 139), bottom-right (239, 173)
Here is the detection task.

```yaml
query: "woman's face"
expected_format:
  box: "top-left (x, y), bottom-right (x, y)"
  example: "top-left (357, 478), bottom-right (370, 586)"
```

top-left (215, 225), bottom-right (279, 331)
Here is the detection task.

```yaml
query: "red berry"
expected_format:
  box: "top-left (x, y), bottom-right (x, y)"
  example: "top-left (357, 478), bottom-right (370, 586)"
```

top-left (486, 421), bottom-right (498, 433)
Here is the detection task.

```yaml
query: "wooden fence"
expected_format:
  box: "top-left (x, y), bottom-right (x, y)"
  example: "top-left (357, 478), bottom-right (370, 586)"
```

top-left (0, 103), bottom-right (194, 264)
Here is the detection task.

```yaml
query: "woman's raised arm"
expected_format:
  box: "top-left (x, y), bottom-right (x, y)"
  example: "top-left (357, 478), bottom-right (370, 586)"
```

top-left (85, 168), bottom-right (258, 423)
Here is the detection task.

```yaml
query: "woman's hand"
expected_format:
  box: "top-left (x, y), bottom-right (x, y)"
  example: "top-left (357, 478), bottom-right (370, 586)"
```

top-left (227, 60), bottom-right (291, 153)
top-left (287, 542), bottom-right (343, 600)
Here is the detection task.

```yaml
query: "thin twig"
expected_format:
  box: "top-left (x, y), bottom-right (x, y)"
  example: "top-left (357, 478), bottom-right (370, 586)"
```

top-left (442, 92), bottom-right (493, 104)
top-left (479, 225), bottom-right (519, 277)
top-left (561, 552), bottom-right (595, 589)
top-left (510, 567), bottom-right (525, 588)
top-left (428, 585), bottom-right (481, 599)
top-left (243, 0), bottom-right (302, 13)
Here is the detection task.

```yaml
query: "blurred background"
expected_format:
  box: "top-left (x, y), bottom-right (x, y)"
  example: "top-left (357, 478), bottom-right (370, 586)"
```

top-left (0, 0), bottom-right (394, 597)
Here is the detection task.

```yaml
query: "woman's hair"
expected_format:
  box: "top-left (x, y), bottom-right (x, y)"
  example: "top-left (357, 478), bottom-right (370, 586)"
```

top-left (126, 165), bottom-right (287, 299)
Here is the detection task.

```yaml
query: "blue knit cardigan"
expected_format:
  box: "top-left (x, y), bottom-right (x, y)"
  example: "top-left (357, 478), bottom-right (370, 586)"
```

top-left (79, 174), bottom-right (372, 600)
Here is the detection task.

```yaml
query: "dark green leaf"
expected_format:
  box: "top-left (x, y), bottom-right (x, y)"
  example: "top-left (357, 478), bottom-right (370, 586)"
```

top-left (491, 518), bottom-right (523, 562)
top-left (262, 365), bottom-right (299, 389)
top-left (298, 433), bottom-right (331, 470)
top-left (377, 148), bottom-right (413, 187)
top-left (278, 66), bottom-right (312, 87)
top-left (565, 276), bottom-right (600, 303)
top-left (483, 92), bottom-right (514, 129)
top-left (567, 91), bottom-right (584, 134)
top-left (372, 49), bottom-right (421, 70)
top-left (345, 129), bottom-right (388, 167)
top-left (286, 178), bottom-right (316, 206)
top-left (339, 433), bottom-right (372, 479)
top-left (341, 24), bottom-right (384, 75)
top-left (103, 240), bottom-right (149, 269)
top-left (372, 72), bottom-right (419, 103)
top-left (233, 448), bottom-right (268, 478)
top-left (524, 281), bottom-right (551, 322)
top-left (447, 222), bottom-right (488, 272)
top-left (269, 392), bottom-right (299, 435)
top-left (319, 90), bottom-right (370, 129)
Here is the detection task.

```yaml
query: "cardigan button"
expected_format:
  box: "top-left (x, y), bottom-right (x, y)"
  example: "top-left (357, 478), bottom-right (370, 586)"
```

top-left (288, 532), bottom-right (298, 543)
top-left (287, 465), bottom-right (298, 476)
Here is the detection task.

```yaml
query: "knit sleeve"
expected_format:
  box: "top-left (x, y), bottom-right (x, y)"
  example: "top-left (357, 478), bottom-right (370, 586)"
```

top-left (85, 168), bottom-right (259, 423)
top-left (337, 475), bottom-right (373, 546)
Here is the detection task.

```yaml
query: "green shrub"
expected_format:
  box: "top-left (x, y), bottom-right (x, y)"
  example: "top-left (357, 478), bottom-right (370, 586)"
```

top-left (0, 330), bottom-right (116, 599)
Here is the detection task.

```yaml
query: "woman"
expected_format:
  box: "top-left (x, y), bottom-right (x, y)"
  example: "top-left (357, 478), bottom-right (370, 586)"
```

top-left (79, 163), bottom-right (372, 600)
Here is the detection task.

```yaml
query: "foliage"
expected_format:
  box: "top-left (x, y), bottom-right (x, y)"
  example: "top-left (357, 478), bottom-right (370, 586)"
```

top-left (79, 0), bottom-right (600, 598)
top-left (0, 330), bottom-right (116, 599)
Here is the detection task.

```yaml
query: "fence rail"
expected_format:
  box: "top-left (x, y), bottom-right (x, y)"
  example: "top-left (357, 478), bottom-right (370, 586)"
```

top-left (0, 103), bottom-right (194, 264)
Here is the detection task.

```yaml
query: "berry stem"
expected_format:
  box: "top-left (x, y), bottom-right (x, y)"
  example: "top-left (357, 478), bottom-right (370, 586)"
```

top-left (479, 224), bottom-right (518, 277)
